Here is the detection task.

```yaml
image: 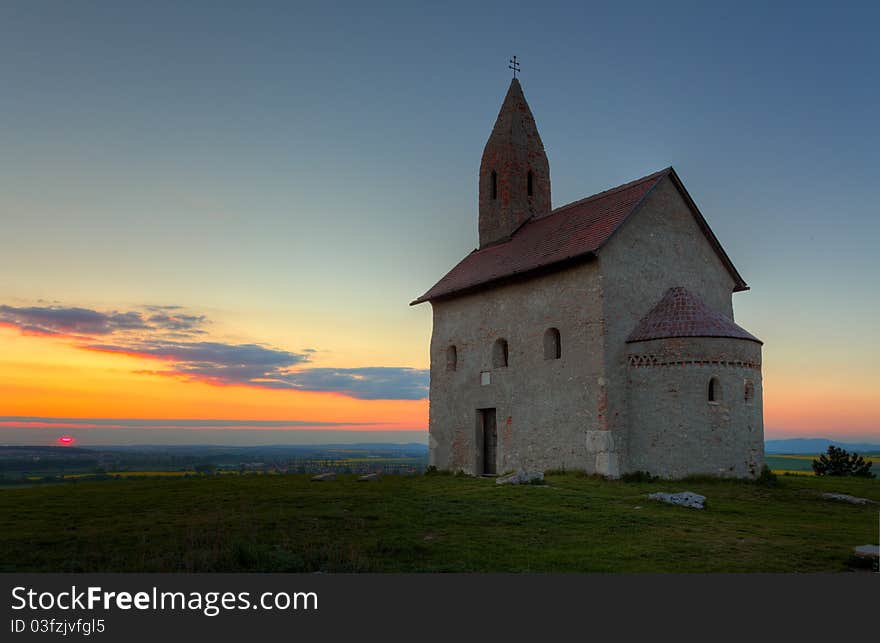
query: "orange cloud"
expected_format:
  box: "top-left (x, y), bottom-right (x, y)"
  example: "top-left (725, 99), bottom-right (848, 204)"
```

top-left (1, 302), bottom-right (427, 401)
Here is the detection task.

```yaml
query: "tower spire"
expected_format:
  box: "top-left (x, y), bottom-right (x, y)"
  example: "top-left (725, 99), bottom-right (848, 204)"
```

top-left (478, 76), bottom-right (551, 248)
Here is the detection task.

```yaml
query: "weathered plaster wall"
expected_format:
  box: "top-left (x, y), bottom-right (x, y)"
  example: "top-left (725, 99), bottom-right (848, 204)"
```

top-left (428, 261), bottom-right (605, 475)
top-left (597, 175), bottom-right (742, 473)
top-left (626, 337), bottom-right (764, 478)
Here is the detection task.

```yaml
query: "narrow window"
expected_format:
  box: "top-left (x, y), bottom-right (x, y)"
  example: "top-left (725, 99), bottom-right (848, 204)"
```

top-left (492, 338), bottom-right (508, 368)
top-left (491, 170), bottom-right (498, 200)
top-left (446, 345), bottom-right (457, 372)
top-left (543, 328), bottom-right (561, 360)
top-left (527, 170), bottom-right (534, 197)
top-left (744, 380), bottom-right (754, 404)
top-left (708, 377), bottom-right (722, 403)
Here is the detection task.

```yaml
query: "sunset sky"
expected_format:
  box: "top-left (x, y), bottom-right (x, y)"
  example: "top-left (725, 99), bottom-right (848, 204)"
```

top-left (1, 2), bottom-right (878, 444)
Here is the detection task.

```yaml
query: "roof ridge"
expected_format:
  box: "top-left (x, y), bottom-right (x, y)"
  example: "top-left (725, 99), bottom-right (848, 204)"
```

top-left (466, 167), bottom-right (672, 258)
top-left (411, 167), bottom-right (749, 306)
top-left (542, 167), bottom-right (671, 220)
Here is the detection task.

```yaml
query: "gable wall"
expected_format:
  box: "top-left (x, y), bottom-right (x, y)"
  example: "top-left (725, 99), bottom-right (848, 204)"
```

top-left (597, 175), bottom-right (740, 471)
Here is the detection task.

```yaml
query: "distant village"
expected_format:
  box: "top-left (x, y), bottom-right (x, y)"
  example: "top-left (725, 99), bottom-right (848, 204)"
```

top-left (0, 444), bottom-right (428, 485)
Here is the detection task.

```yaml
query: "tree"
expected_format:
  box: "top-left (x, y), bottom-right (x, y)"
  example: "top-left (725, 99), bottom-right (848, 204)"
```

top-left (812, 446), bottom-right (875, 478)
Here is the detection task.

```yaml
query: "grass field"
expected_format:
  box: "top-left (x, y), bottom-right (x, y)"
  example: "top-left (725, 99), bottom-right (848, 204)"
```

top-left (0, 472), bottom-right (877, 573)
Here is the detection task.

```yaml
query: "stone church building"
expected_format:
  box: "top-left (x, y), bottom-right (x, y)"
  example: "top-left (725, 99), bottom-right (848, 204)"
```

top-left (412, 78), bottom-right (764, 479)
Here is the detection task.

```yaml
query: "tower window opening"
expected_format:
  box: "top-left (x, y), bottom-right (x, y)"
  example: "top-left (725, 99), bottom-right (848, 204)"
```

top-left (543, 328), bottom-right (561, 360)
top-left (491, 170), bottom-right (498, 200)
top-left (492, 338), bottom-right (509, 368)
top-left (527, 170), bottom-right (534, 197)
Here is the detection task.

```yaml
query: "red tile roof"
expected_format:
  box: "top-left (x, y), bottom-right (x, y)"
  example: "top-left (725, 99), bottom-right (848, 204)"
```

top-left (412, 167), bottom-right (747, 304)
top-left (627, 287), bottom-right (761, 344)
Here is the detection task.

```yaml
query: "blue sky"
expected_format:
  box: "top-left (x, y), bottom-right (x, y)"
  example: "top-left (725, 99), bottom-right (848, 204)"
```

top-left (1, 1), bottom-right (877, 443)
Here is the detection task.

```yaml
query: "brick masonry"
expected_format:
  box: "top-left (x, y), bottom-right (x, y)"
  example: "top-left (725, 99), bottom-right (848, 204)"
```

top-left (478, 79), bottom-right (551, 248)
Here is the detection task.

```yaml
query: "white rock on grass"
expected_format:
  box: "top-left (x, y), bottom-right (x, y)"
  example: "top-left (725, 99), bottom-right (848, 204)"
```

top-left (853, 545), bottom-right (879, 560)
top-left (648, 491), bottom-right (706, 509)
top-left (821, 492), bottom-right (877, 505)
top-left (311, 472), bottom-right (337, 482)
top-left (496, 470), bottom-right (544, 485)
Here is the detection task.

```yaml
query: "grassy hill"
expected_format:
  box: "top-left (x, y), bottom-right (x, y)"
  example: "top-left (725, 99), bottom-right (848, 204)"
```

top-left (0, 472), bottom-right (876, 573)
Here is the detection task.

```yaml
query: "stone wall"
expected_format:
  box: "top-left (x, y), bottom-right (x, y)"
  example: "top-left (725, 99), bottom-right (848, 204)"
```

top-left (625, 336), bottom-right (764, 478)
top-left (428, 261), bottom-right (604, 475)
top-left (596, 175), bottom-right (743, 474)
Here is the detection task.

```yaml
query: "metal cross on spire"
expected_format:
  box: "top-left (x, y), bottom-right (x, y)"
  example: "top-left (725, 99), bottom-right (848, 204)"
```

top-left (509, 55), bottom-right (520, 79)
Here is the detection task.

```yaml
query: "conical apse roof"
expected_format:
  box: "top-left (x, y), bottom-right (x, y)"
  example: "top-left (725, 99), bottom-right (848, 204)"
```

top-left (626, 287), bottom-right (761, 344)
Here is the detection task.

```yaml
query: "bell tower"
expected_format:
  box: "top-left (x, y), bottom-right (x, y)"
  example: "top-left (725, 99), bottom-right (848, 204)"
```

top-left (478, 74), bottom-right (551, 248)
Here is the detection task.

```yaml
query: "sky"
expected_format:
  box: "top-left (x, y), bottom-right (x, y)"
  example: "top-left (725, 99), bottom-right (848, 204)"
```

top-left (1, 1), bottom-right (878, 445)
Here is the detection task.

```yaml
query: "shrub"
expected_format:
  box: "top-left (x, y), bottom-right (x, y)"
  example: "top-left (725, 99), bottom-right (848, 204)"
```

top-left (620, 470), bottom-right (658, 483)
top-left (234, 541), bottom-right (258, 568)
top-left (812, 446), bottom-right (875, 478)
top-left (680, 474), bottom-right (724, 484)
top-left (756, 465), bottom-right (778, 486)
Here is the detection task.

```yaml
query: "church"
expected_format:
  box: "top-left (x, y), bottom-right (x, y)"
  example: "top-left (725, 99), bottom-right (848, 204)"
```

top-left (412, 76), bottom-right (764, 479)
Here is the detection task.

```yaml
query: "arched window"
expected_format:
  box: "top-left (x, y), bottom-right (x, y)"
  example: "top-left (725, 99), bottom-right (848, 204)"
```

top-left (527, 170), bottom-right (534, 197)
top-left (446, 345), bottom-right (457, 372)
top-left (744, 380), bottom-right (754, 404)
top-left (491, 170), bottom-right (498, 200)
top-left (492, 338), bottom-right (508, 368)
top-left (708, 376), bottom-right (722, 403)
top-left (543, 328), bottom-right (561, 360)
